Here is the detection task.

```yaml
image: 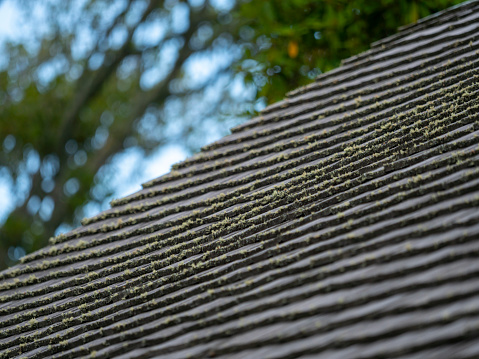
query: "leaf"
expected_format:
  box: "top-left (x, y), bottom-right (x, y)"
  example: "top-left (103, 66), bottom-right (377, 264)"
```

top-left (287, 40), bottom-right (299, 58)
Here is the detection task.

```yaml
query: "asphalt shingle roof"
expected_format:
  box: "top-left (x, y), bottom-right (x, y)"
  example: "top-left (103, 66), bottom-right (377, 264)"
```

top-left (2, 1), bottom-right (479, 358)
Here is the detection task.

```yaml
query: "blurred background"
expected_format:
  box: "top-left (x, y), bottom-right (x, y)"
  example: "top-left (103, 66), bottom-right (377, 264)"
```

top-left (0, 0), bottom-right (464, 268)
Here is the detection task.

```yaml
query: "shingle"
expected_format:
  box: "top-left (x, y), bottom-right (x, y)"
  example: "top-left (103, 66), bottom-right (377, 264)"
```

top-left (1, 2), bottom-right (479, 358)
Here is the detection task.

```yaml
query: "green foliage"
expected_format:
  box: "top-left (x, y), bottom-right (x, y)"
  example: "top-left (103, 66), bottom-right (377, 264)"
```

top-left (235, 0), bottom-right (464, 103)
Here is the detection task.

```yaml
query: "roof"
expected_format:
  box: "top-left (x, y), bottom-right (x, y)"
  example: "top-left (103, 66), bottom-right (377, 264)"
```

top-left (2, 1), bottom-right (479, 358)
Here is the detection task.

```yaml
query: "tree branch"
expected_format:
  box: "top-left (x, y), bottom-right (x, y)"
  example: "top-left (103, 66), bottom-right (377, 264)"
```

top-left (85, 4), bottom-right (212, 176)
top-left (56, 0), bottom-right (163, 154)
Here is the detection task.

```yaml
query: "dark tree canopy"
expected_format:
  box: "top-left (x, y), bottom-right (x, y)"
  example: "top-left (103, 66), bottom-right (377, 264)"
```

top-left (0, 0), bottom-right (464, 268)
top-left (236, 0), bottom-right (465, 103)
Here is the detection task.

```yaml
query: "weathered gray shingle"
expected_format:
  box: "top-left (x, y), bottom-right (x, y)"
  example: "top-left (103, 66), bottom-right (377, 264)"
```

top-left (1, 1), bottom-right (479, 358)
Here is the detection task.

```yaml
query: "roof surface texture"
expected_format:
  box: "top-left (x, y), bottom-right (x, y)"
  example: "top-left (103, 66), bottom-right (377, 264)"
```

top-left (2, 1), bottom-right (479, 358)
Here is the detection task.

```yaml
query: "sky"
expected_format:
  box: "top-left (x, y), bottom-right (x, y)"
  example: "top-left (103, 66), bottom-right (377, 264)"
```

top-left (0, 1), bottom-right (18, 41)
top-left (0, 0), bottom-right (236, 232)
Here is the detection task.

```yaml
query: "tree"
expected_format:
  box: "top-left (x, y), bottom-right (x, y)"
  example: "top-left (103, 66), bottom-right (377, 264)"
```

top-left (236, 0), bottom-right (465, 104)
top-left (0, 0), bottom-right (252, 268)
top-left (0, 0), bottom-right (464, 268)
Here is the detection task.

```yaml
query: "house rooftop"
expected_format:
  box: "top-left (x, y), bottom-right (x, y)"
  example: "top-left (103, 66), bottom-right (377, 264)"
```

top-left (1, 1), bottom-right (479, 358)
